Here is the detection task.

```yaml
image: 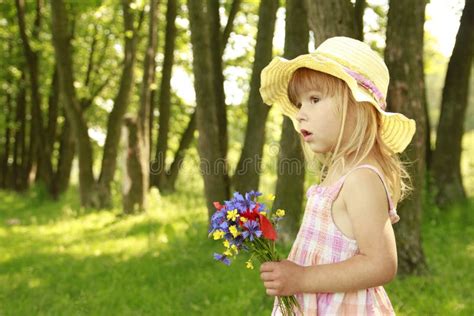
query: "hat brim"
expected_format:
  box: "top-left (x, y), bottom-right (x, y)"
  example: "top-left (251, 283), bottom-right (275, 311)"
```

top-left (259, 54), bottom-right (416, 154)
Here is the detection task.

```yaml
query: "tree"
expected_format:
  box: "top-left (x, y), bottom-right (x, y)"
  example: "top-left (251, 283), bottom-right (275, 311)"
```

top-left (97, 0), bottom-right (144, 208)
top-left (431, 0), bottom-right (474, 208)
top-left (122, 0), bottom-right (160, 214)
top-left (233, 0), bottom-right (279, 194)
top-left (305, 0), bottom-right (357, 46)
top-left (51, 0), bottom-right (99, 207)
top-left (51, 0), bottom-right (144, 207)
top-left (354, 0), bottom-right (366, 41)
top-left (15, 0), bottom-right (54, 189)
top-left (385, 0), bottom-right (428, 275)
top-left (187, 0), bottom-right (230, 216)
top-left (151, 0), bottom-right (178, 191)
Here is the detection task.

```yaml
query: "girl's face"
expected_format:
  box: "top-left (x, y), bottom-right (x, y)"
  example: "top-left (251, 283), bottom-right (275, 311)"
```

top-left (295, 89), bottom-right (350, 154)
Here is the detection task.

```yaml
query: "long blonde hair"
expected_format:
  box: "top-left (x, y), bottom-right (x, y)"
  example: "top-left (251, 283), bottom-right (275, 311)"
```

top-left (287, 67), bottom-right (414, 206)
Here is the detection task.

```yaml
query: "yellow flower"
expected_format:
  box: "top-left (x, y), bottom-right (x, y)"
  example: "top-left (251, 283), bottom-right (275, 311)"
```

top-left (227, 209), bottom-right (238, 221)
top-left (276, 209), bottom-right (286, 217)
top-left (259, 211), bottom-right (267, 217)
top-left (212, 230), bottom-right (225, 240)
top-left (229, 225), bottom-right (240, 238)
top-left (267, 194), bottom-right (276, 201)
top-left (231, 244), bottom-right (238, 255)
top-left (223, 240), bottom-right (230, 248)
top-left (224, 249), bottom-right (233, 257)
top-left (240, 217), bottom-right (248, 223)
top-left (246, 260), bottom-right (254, 269)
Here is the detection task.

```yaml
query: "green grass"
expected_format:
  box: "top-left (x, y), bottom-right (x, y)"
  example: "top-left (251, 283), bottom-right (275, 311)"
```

top-left (1, 183), bottom-right (473, 315)
top-left (0, 185), bottom-right (276, 316)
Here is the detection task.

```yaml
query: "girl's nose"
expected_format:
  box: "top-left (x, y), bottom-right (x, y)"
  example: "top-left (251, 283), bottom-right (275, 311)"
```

top-left (296, 107), bottom-right (307, 122)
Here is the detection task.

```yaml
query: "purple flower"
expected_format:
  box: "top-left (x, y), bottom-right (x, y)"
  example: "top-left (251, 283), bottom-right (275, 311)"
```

top-left (213, 253), bottom-right (231, 265)
top-left (245, 190), bottom-right (262, 200)
top-left (242, 220), bottom-right (262, 241)
top-left (209, 211), bottom-right (227, 235)
top-left (232, 192), bottom-right (258, 213)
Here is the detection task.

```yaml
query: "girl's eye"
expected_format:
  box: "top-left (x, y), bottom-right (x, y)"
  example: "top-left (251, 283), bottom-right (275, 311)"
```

top-left (310, 97), bottom-right (320, 104)
top-left (296, 102), bottom-right (302, 109)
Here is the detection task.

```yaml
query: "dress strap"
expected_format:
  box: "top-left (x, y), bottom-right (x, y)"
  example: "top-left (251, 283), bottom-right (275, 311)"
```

top-left (327, 164), bottom-right (400, 224)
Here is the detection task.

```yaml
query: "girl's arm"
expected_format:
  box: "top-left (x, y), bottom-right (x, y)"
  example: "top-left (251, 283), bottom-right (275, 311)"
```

top-left (261, 169), bottom-right (398, 295)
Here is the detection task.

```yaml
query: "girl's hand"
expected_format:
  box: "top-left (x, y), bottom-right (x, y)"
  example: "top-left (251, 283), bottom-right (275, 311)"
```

top-left (260, 259), bottom-right (305, 296)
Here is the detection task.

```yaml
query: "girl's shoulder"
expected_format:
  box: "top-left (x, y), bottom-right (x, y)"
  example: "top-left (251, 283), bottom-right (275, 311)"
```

top-left (339, 164), bottom-right (397, 219)
top-left (342, 165), bottom-right (387, 195)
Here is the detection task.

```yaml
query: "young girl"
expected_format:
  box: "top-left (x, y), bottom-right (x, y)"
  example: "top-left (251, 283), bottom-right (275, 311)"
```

top-left (258, 37), bottom-right (416, 315)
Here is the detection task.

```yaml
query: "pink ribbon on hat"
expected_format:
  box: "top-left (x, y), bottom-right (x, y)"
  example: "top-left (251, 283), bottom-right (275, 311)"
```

top-left (343, 67), bottom-right (387, 110)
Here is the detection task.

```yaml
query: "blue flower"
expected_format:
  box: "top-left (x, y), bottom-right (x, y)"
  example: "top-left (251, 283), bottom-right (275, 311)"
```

top-left (232, 191), bottom-right (257, 213)
top-left (209, 211), bottom-right (227, 234)
top-left (242, 220), bottom-right (262, 241)
top-left (245, 190), bottom-right (262, 200)
top-left (214, 253), bottom-right (231, 265)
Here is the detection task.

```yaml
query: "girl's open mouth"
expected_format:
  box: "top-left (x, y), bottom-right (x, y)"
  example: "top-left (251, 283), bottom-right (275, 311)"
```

top-left (301, 129), bottom-right (313, 141)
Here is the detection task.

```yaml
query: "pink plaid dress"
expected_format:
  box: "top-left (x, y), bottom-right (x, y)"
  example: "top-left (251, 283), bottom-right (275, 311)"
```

top-left (271, 164), bottom-right (399, 315)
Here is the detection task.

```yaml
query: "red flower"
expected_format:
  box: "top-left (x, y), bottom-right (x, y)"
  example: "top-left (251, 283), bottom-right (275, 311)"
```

top-left (258, 213), bottom-right (277, 240)
top-left (213, 202), bottom-right (224, 211)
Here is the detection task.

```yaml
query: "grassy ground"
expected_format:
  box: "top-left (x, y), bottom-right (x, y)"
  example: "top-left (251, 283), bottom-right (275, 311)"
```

top-left (1, 180), bottom-right (473, 315)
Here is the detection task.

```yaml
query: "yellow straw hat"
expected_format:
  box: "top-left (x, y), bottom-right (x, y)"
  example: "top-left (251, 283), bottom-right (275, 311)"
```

top-left (259, 36), bottom-right (416, 154)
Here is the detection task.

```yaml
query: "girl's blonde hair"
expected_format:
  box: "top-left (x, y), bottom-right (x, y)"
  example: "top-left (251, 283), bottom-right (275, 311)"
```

top-left (287, 67), bottom-right (413, 206)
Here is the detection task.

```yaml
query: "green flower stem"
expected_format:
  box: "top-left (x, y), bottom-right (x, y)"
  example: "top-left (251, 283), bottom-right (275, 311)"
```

top-left (248, 238), bottom-right (301, 315)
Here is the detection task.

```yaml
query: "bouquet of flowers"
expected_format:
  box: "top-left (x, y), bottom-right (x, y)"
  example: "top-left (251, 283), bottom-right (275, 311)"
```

top-left (208, 190), bottom-right (301, 316)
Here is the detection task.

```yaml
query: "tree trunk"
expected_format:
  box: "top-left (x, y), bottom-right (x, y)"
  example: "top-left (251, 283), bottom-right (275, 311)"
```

top-left (305, 0), bottom-right (357, 45)
top-left (222, 0), bottom-right (242, 52)
top-left (431, 0), bottom-right (474, 209)
top-left (50, 0), bottom-right (99, 207)
top-left (125, 0), bottom-right (160, 214)
top-left (40, 66), bottom-right (60, 193)
top-left (354, 0), bottom-right (366, 41)
top-left (1, 91), bottom-right (13, 188)
top-left (272, 0), bottom-right (309, 244)
top-left (385, 0), bottom-right (428, 275)
top-left (208, 0), bottom-right (230, 185)
top-left (15, 0), bottom-right (54, 189)
top-left (123, 116), bottom-right (145, 213)
top-left (13, 71), bottom-right (28, 191)
top-left (163, 111), bottom-right (197, 192)
top-left (97, 0), bottom-right (143, 208)
top-left (152, 0), bottom-right (178, 189)
top-left (188, 0), bottom-right (230, 216)
top-left (53, 115), bottom-right (75, 198)
top-left (233, 0), bottom-right (279, 193)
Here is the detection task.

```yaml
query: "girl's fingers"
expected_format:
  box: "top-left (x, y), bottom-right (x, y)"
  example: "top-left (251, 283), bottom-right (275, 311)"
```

top-left (264, 281), bottom-right (278, 289)
top-left (260, 272), bottom-right (274, 281)
top-left (260, 262), bottom-right (275, 272)
top-left (265, 288), bottom-right (278, 296)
